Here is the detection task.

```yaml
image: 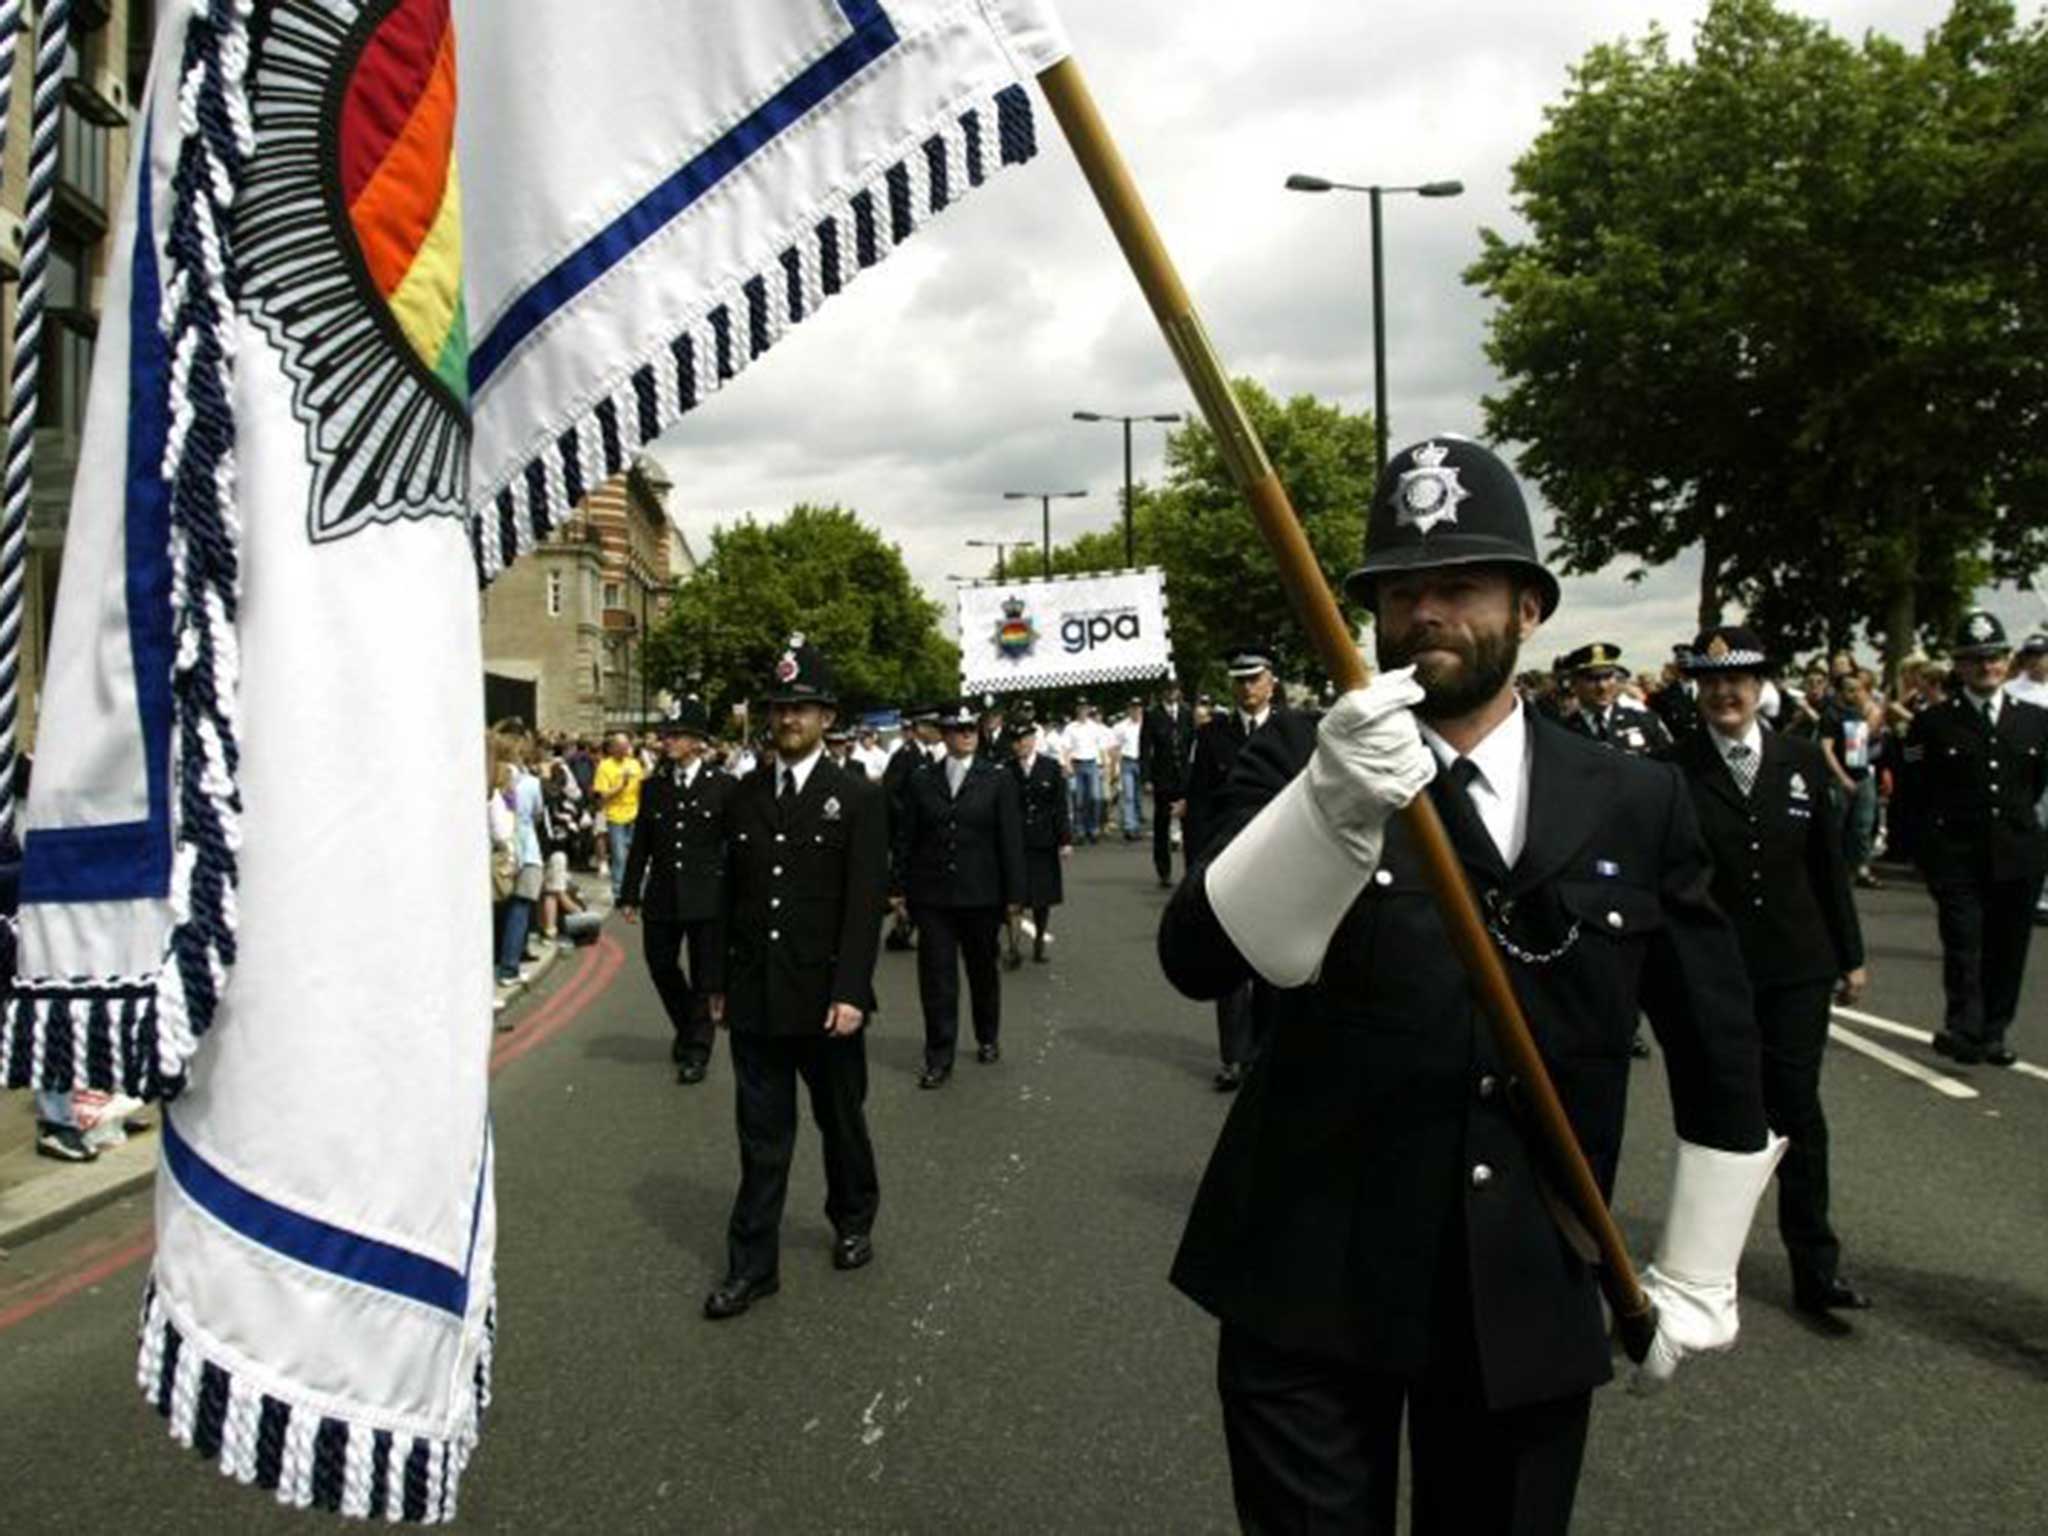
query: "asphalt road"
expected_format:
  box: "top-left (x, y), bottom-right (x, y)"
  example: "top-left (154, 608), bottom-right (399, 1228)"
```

top-left (2, 842), bottom-right (2044, 1533)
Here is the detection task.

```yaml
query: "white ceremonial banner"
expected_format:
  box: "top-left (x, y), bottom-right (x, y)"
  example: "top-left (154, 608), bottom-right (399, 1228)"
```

top-left (958, 568), bottom-right (1173, 695)
top-left (3, 0), bottom-right (1069, 1522)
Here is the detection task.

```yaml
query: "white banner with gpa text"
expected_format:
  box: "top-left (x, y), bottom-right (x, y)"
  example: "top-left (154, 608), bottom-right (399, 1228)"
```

top-left (957, 568), bottom-right (1172, 695)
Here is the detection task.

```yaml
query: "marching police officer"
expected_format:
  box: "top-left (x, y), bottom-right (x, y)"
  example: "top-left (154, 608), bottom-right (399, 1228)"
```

top-left (1650, 644), bottom-right (1705, 749)
top-left (1007, 714), bottom-right (1072, 964)
top-left (1160, 437), bottom-right (1776, 1533)
top-left (703, 636), bottom-right (887, 1320)
top-left (1673, 627), bottom-right (1871, 1317)
top-left (1561, 642), bottom-right (1673, 756)
top-left (1141, 679), bottom-right (1197, 888)
top-left (892, 700), bottom-right (1026, 1087)
top-left (1185, 644), bottom-right (1295, 1090)
top-left (1893, 609), bottom-right (2048, 1067)
top-left (617, 696), bottom-right (734, 1085)
top-left (880, 705), bottom-right (944, 951)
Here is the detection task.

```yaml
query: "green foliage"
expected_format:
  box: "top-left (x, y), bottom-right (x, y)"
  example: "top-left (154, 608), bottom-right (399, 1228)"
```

top-left (645, 504), bottom-right (959, 725)
top-left (981, 381), bottom-right (1376, 698)
top-left (1466, 0), bottom-right (2048, 665)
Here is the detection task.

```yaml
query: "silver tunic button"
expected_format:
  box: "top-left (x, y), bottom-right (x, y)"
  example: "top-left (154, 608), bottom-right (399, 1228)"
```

top-left (772, 865), bottom-right (783, 877)
top-left (770, 897), bottom-right (780, 909)
top-left (1470, 1164), bottom-right (1494, 1188)
top-left (769, 929), bottom-right (781, 940)
top-left (1606, 910), bottom-right (1624, 930)
top-left (1374, 869), bottom-right (1394, 887)
top-left (1477, 1074), bottom-right (1499, 1100)
top-left (775, 833), bottom-right (786, 844)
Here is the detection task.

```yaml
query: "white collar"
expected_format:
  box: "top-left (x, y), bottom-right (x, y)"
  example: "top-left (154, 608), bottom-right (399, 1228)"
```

top-left (1239, 707), bottom-right (1270, 732)
top-left (1419, 699), bottom-right (1527, 795)
top-left (1019, 750), bottom-right (1038, 774)
top-left (776, 745), bottom-right (825, 796)
top-left (1707, 718), bottom-right (1764, 760)
top-left (1966, 687), bottom-right (2001, 722)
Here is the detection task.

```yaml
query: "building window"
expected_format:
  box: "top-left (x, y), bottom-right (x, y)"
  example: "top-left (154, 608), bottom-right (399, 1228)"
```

top-left (602, 580), bottom-right (624, 610)
top-left (546, 570), bottom-right (563, 618)
top-left (38, 234), bottom-right (97, 436)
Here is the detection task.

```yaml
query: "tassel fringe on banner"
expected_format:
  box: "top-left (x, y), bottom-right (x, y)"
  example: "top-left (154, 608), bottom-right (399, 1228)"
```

top-left (469, 82), bottom-right (1040, 583)
top-left (0, 0), bottom-right (256, 1102)
top-left (138, 1281), bottom-right (496, 1525)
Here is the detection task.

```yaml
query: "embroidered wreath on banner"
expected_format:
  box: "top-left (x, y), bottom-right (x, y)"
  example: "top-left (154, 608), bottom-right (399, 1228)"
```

top-left (239, 0), bottom-right (470, 542)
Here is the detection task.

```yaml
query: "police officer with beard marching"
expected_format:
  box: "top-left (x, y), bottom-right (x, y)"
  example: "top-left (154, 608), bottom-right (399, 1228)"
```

top-left (1893, 609), bottom-right (2048, 1067)
top-left (893, 700), bottom-right (1026, 1087)
top-left (618, 696), bottom-right (734, 1085)
top-left (1160, 437), bottom-right (1776, 1534)
top-left (703, 636), bottom-right (887, 1320)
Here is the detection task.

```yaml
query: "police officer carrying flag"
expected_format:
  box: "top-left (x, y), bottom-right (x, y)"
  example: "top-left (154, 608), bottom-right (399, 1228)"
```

top-left (1160, 436), bottom-right (1778, 1533)
top-left (1893, 609), bottom-right (2048, 1067)
top-left (1672, 626), bottom-right (1872, 1317)
top-left (703, 636), bottom-right (887, 1320)
top-left (893, 700), bottom-right (1027, 1088)
top-left (617, 696), bottom-right (734, 1085)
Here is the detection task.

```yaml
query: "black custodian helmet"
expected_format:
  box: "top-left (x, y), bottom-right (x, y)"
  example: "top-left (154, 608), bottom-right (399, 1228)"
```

top-left (1343, 436), bottom-right (1559, 619)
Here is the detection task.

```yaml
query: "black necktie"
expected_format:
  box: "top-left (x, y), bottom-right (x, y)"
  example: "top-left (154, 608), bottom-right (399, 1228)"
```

top-left (1431, 756), bottom-right (1498, 872)
top-left (779, 766), bottom-right (795, 802)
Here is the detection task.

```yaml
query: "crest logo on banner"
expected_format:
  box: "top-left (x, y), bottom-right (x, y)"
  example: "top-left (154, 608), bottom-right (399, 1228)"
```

top-left (996, 595), bottom-right (1038, 657)
top-left (238, 0), bottom-right (472, 543)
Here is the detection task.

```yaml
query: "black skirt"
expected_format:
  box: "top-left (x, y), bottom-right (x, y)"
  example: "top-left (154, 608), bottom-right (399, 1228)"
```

top-left (1023, 845), bottom-right (1064, 908)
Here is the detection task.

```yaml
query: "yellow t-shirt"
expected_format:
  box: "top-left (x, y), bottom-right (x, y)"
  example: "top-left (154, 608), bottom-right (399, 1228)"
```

top-left (592, 755), bottom-right (644, 824)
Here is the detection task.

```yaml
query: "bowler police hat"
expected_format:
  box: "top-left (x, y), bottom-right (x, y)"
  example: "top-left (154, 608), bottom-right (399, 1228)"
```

top-left (1952, 609), bottom-right (2011, 659)
top-left (658, 695), bottom-right (712, 738)
top-left (762, 633), bottom-right (838, 705)
top-left (1343, 436), bottom-right (1559, 619)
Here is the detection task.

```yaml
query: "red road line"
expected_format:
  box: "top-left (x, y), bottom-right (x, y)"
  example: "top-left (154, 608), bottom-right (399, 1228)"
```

top-left (0, 933), bottom-right (627, 1336)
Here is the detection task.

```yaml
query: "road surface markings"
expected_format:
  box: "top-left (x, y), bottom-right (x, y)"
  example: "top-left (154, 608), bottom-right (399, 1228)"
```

top-left (1827, 1022), bottom-right (1978, 1099)
top-left (1834, 1004), bottom-right (2048, 1085)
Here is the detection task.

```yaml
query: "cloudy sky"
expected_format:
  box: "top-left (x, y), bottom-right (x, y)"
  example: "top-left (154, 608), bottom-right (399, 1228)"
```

top-left (651, 0), bottom-right (2046, 667)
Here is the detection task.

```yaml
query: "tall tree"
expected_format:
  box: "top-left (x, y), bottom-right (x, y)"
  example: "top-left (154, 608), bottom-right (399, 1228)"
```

top-left (1467, 0), bottom-right (2048, 673)
top-left (645, 504), bottom-right (959, 726)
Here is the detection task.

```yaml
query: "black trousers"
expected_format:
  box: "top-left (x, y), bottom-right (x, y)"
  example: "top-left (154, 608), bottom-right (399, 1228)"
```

top-left (724, 1031), bottom-right (880, 1281)
top-left (642, 915), bottom-right (719, 1067)
top-left (1930, 875), bottom-right (2044, 1047)
top-left (1218, 1325), bottom-right (1590, 1536)
top-left (1217, 980), bottom-right (1264, 1067)
top-left (912, 903), bottom-right (1003, 1068)
top-left (1153, 790), bottom-right (1181, 882)
top-left (1756, 979), bottom-right (1840, 1291)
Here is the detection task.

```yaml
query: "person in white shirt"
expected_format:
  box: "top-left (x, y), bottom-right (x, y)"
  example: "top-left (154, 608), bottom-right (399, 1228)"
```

top-left (1112, 699), bottom-right (1146, 841)
top-left (852, 728), bottom-right (891, 781)
top-left (1063, 702), bottom-right (1113, 844)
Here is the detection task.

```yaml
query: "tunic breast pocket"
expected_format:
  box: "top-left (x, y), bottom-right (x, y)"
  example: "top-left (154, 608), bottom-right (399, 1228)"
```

top-left (1550, 878), bottom-right (1664, 1056)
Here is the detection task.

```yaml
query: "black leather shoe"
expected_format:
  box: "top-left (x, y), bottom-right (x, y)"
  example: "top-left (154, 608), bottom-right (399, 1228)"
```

top-left (1984, 1043), bottom-right (2018, 1067)
top-left (1213, 1063), bottom-right (1243, 1092)
top-left (833, 1233), bottom-right (873, 1271)
top-left (703, 1273), bottom-right (779, 1320)
top-left (1932, 1031), bottom-right (1984, 1065)
top-left (677, 1060), bottom-right (708, 1085)
top-left (670, 1036), bottom-right (689, 1064)
top-left (977, 1042), bottom-right (1000, 1064)
top-left (917, 1065), bottom-right (952, 1090)
top-left (1032, 938), bottom-right (1048, 963)
top-left (1794, 1277), bottom-right (1873, 1314)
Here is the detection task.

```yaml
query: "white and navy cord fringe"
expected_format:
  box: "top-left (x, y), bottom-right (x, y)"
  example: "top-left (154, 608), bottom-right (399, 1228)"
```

top-left (150, 0), bottom-right (255, 1098)
top-left (469, 82), bottom-right (1039, 583)
top-left (0, 0), bottom-right (67, 844)
top-left (139, 1280), bottom-right (495, 1524)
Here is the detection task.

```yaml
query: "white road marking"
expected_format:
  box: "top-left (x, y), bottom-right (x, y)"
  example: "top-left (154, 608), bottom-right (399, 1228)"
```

top-left (1827, 1023), bottom-right (1979, 1100)
top-left (1833, 1005), bottom-right (2048, 1083)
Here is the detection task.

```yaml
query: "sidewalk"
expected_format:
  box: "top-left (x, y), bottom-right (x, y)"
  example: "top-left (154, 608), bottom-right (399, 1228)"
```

top-left (0, 876), bottom-right (614, 1252)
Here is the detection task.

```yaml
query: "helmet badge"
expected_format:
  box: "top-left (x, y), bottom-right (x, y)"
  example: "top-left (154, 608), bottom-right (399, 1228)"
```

top-left (1394, 441), bottom-right (1470, 537)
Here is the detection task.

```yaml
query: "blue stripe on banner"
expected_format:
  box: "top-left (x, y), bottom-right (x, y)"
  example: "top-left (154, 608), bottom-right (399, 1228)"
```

top-left (22, 119), bottom-right (174, 904)
top-left (162, 1111), bottom-right (473, 1317)
top-left (467, 3), bottom-right (901, 395)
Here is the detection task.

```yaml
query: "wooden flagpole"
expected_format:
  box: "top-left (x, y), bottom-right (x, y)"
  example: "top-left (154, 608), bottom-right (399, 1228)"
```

top-left (1036, 56), bottom-right (1658, 1362)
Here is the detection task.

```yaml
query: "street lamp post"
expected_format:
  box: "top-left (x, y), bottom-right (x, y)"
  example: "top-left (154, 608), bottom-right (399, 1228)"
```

top-left (1073, 410), bottom-right (1182, 566)
top-left (1284, 173), bottom-right (1463, 481)
top-left (1002, 489), bottom-right (1087, 576)
top-left (966, 537), bottom-right (1034, 582)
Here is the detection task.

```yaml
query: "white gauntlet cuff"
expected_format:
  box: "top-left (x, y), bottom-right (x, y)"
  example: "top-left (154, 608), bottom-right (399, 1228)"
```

top-left (1205, 774), bottom-right (1377, 989)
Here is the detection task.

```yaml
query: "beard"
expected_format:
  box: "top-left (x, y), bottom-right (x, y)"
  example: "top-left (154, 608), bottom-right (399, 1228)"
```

top-left (1378, 620), bottom-right (1523, 721)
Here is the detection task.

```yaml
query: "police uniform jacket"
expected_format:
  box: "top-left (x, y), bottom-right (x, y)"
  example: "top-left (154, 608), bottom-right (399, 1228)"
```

top-left (1140, 704), bottom-right (1197, 798)
top-left (1649, 684), bottom-right (1703, 749)
top-left (1674, 730), bottom-right (1862, 988)
top-left (620, 759), bottom-right (734, 923)
top-left (892, 755), bottom-right (1027, 911)
top-left (1009, 751), bottom-right (1070, 908)
top-left (1159, 707), bottom-right (1765, 1413)
top-left (1893, 695), bottom-right (2048, 885)
top-left (1184, 707), bottom-right (1294, 863)
top-left (721, 758), bottom-right (888, 1036)
top-left (1564, 698), bottom-right (1673, 757)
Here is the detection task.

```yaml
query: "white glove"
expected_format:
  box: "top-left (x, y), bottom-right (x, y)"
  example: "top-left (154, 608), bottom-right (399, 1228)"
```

top-left (1630, 1133), bottom-right (1788, 1395)
top-left (1305, 668), bottom-right (1437, 860)
top-left (1205, 668), bottom-right (1434, 988)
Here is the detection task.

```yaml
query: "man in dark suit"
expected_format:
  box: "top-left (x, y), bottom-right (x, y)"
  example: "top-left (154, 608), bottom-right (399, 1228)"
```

top-left (1184, 645), bottom-right (1292, 1091)
top-left (1892, 609), bottom-right (2048, 1067)
top-left (892, 700), bottom-right (1026, 1087)
top-left (702, 636), bottom-right (888, 1319)
top-left (879, 706), bottom-right (943, 951)
top-left (617, 697), bottom-right (735, 1085)
top-left (1141, 680), bottom-right (1197, 889)
top-left (1561, 642), bottom-right (1673, 757)
top-left (1006, 715), bottom-right (1072, 963)
top-left (1673, 626), bottom-right (1871, 1318)
top-left (1159, 437), bottom-right (1777, 1534)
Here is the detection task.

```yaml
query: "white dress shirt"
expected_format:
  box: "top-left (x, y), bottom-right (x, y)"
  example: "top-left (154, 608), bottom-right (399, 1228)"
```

top-left (1966, 687), bottom-right (2004, 729)
top-left (776, 744), bottom-right (825, 797)
top-left (1418, 703), bottom-right (1532, 867)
